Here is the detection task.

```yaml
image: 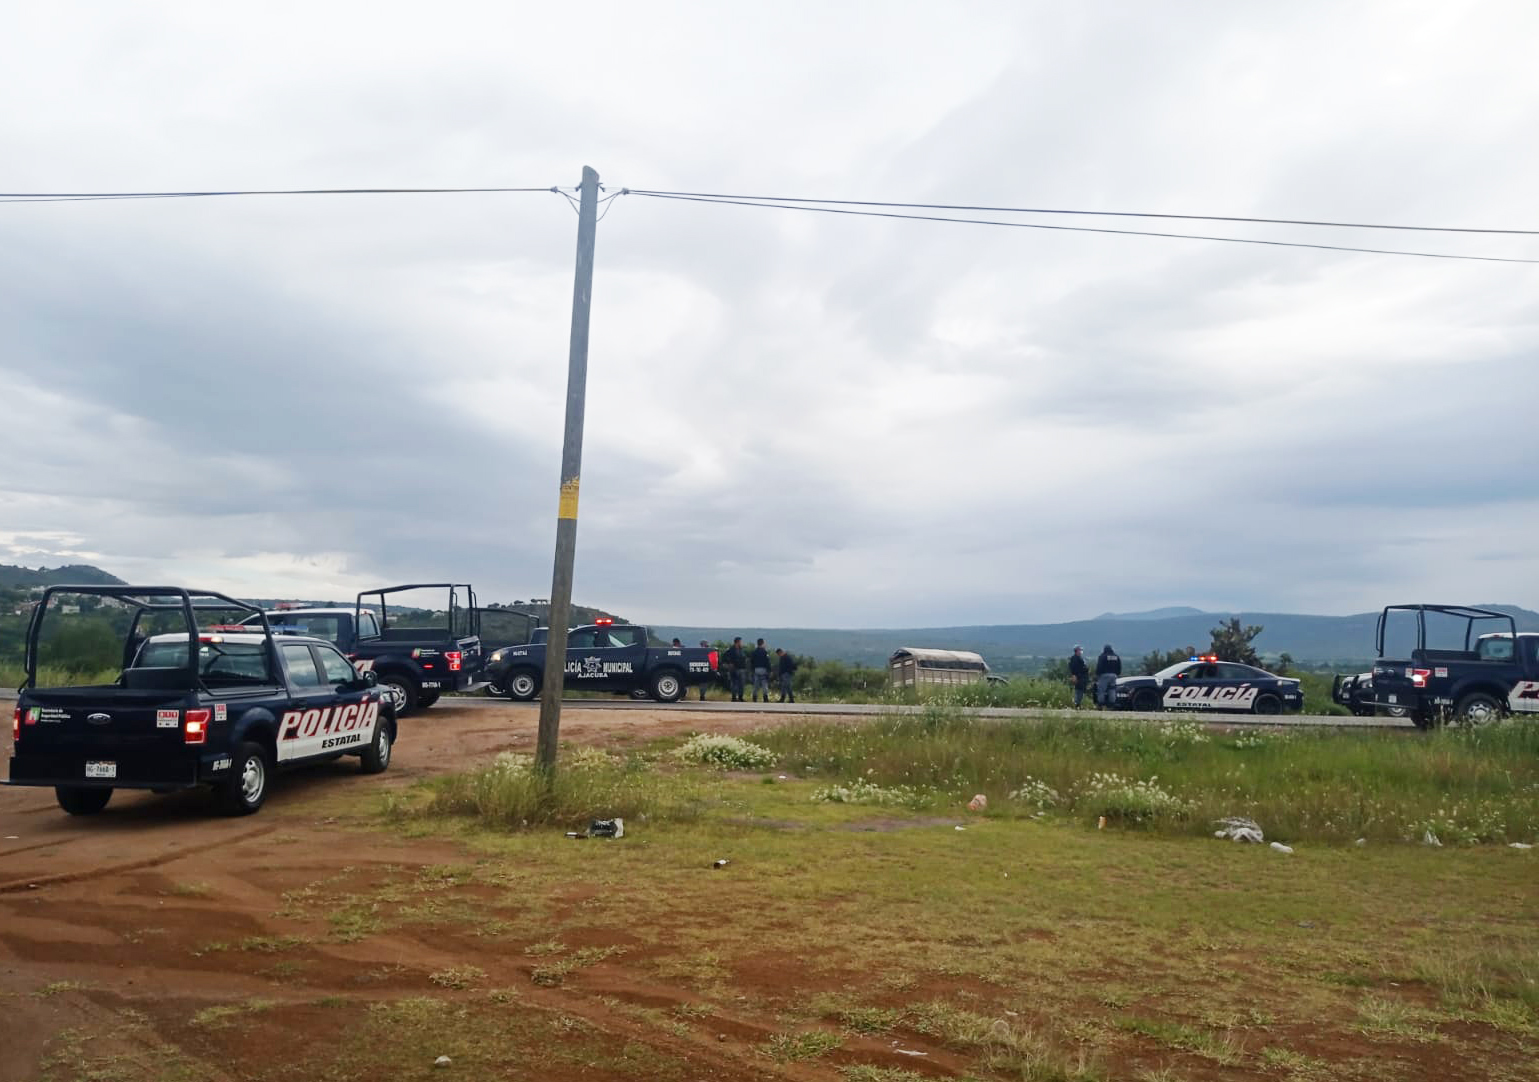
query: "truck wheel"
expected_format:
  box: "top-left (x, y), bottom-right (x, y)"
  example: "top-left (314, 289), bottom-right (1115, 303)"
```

top-left (55, 786), bottom-right (113, 816)
top-left (380, 675), bottom-right (418, 716)
top-left (418, 690), bottom-right (441, 709)
top-left (1132, 689), bottom-right (1160, 712)
top-left (359, 719), bottom-right (393, 774)
top-left (1252, 693), bottom-right (1282, 716)
top-left (217, 742), bottom-right (269, 816)
top-left (650, 670), bottom-right (684, 703)
top-left (1454, 692), bottom-right (1502, 726)
top-left (506, 670), bottom-right (540, 701)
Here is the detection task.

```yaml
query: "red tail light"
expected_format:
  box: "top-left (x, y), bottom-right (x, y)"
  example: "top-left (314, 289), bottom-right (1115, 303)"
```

top-left (1411, 669), bottom-right (1431, 689)
top-left (446, 651), bottom-right (463, 672)
top-left (11, 704), bottom-right (19, 744)
top-left (184, 708), bottom-right (210, 745)
top-left (709, 650), bottom-right (719, 671)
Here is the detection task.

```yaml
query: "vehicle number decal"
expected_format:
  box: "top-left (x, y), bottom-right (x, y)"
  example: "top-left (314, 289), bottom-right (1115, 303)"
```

top-left (1510, 681), bottom-right (1539, 714)
top-left (157, 709), bottom-right (180, 729)
top-left (1162, 685), bottom-right (1260, 710)
top-left (276, 701), bottom-right (380, 762)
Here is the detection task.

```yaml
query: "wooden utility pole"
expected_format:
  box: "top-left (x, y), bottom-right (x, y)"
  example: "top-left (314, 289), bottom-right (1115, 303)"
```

top-left (536, 166), bottom-right (600, 771)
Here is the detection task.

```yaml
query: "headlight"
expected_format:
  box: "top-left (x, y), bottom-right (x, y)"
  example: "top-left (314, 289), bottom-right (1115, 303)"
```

top-left (490, 650), bottom-right (504, 663)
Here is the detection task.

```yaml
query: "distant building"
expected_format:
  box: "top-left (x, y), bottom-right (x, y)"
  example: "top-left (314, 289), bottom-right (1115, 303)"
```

top-left (889, 647), bottom-right (991, 688)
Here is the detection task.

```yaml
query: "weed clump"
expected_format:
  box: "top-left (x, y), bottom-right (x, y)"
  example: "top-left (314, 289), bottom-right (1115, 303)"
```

top-left (427, 750), bottom-right (707, 829)
top-left (673, 733), bottom-right (777, 771)
top-left (811, 778), bottom-right (930, 808)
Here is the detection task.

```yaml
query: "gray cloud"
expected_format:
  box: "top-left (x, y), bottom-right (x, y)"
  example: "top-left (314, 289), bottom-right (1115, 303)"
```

top-left (3, 1), bottom-right (1537, 627)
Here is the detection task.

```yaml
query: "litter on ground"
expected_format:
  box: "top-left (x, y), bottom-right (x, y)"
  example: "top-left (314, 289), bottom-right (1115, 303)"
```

top-left (1214, 817), bottom-right (1265, 843)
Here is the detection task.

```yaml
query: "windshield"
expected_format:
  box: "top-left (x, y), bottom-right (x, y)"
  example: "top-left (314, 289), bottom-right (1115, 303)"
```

top-left (1152, 661), bottom-right (1199, 681)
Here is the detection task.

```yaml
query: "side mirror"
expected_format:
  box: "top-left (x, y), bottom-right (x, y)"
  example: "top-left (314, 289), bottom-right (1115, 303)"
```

top-left (363, 670), bottom-right (378, 687)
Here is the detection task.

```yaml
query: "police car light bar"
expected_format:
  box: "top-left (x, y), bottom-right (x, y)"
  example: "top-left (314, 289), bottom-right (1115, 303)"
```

top-left (595, 618), bottom-right (613, 626)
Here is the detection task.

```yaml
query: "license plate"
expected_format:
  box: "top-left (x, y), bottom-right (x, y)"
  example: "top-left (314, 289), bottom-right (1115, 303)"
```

top-left (85, 761), bottom-right (117, 779)
top-left (1387, 694), bottom-right (1397, 704)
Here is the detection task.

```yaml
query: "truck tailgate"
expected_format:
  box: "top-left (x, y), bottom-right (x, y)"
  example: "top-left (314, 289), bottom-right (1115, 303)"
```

top-left (11, 688), bottom-right (199, 786)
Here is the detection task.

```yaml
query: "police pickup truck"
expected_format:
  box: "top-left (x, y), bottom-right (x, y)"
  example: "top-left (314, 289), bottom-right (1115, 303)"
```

top-left (243, 583), bottom-right (485, 715)
top-left (486, 620), bottom-right (717, 703)
top-left (1368, 604), bottom-right (1539, 726)
top-left (9, 586), bottom-right (396, 817)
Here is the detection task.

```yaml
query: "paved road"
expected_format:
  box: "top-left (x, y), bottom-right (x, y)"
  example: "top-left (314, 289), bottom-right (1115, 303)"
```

top-left (0, 686), bottom-right (1415, 728)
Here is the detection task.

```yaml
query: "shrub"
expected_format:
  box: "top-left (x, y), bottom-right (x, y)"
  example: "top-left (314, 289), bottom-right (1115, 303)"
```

top-left (811, 778), bottom-right (930, 808)
top-left (427, 750), bottom-right (706, 829)
top-left (1007, 777), bottom-right (1062, 810)
top-left (1076, 773), bottom-right (1188, 825)
top-left (673, 733), bottom-right (777, 771)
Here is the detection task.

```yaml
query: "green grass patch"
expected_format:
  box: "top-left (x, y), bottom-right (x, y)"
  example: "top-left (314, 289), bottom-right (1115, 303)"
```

top-left (749, 710), bottom-right (1539, 843)
top-left (419, 749), bottom-right (710, 829)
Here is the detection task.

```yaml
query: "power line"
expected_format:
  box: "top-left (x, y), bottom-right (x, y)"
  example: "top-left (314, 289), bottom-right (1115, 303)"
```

top-left (626, 189), bottom-right (1539, 237)
top-left (0, 186), bottom-right (559, 204)
top-left (625, 191), bottom-right (1539, 265)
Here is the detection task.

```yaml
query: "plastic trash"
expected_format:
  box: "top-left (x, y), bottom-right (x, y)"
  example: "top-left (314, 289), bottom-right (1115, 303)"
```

top-left (434, 1055), bottom-right (452, 1068)
top-left (1214, 817), bottom-right (1264, 843)
top-left (1423, 830), bottom-right (1442, 847)
top-left (967, 794), bottom-right (988, 812)
top-left (1269, 841), bottom-right (1293, 854)
top-left (1097, 816), bottom-right (1106, 830)
top-left (565, 832), bottom-right (586, 839)
top-left (712, 859), bottom-right (730, 869)
top-left (1510, 842), bottom-right (1534, 850)
top-left (1354, 838), bottom-right (1367, 847)
top-left (588, 818), bottom-right (624, 839)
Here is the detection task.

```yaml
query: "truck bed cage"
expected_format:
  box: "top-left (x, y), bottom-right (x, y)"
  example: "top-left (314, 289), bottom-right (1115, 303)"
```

top-left (1375, 604), bottom-right (1517, 656)
top-left (23, 585), bottom-right (274, 691)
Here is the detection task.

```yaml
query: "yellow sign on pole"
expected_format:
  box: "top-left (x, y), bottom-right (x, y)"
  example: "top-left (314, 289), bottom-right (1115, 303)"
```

top-left (558, 477), bottom-right (580, 520)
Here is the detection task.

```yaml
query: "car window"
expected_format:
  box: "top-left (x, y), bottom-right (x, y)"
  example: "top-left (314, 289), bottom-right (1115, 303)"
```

top-left (358, 612), bottom-right (380, 639)
top-left (137, 640), bottom-right (192, 668)
top-left (1218, 663), bottom-right (1260, 680)
top-left (1477, 637), bottom-right (1514, 661)
top-left (281, 643), bottom-right (324, 688)
top-left (201, 642), bottom-right (272, 686)
top-left (605, 627), bottom-right (643, 647)
top-left (316, 645), bottom-right (356, 685)
top-left (567, 629), bottom-right (596, 649)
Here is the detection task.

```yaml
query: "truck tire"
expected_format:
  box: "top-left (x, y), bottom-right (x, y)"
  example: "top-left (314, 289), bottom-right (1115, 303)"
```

top-left (1252, 693), bottom-right (1282, 715)
top-left (1454, 692), bottom-right (1503, 725)
top-left (506, 669), bottom-right (540, 702)
top-left (217, 742), bottom-right (270, 816)
top-left (650, 670), bottom-right (684, 703)
top-left (418, 690), bottom-right (441, 709)
top-left (1132, 689), bottom-right (1160, 712)
top-left (380, 674), bottom-right (418, 716)
top-left (359, 718), bottom-right (393, 774)
top-left (55, 786), bottom-right (113, 816)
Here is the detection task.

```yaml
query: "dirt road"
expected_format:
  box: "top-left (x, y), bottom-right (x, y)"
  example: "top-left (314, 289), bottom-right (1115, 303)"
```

top-left (0, 704), bottom-right (810, 1082)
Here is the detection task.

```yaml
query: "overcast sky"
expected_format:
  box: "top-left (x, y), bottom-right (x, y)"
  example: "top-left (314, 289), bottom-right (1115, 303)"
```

top-left (2, 1), bottom-right (1536, 628)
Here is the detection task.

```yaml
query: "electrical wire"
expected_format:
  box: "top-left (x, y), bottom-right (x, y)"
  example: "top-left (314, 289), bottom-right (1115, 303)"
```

top-left (0, 186), bottom-right (560, 204)
top-left (625, 189), bottom-right (1539, 237)
top-left (625, 191), bottom-right (1539, 265)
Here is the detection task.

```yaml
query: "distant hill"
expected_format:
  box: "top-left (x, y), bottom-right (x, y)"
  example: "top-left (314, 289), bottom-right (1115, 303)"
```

top-left (656, 604), bottom-right (1539, 673)
top-left (0, 563), bottom-right (125, 590)
top-left (1094, 606), bottom-right (1206, 621)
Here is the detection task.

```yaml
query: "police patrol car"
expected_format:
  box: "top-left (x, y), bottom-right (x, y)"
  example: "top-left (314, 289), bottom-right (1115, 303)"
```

top-left (9, 586), bottom-right (397, 817)
top-left (1110, 655), bottom-right (1304, 715)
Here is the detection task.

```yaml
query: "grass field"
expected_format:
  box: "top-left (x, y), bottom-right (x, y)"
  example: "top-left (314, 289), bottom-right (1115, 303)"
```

top-left (321, 714), bottom-right (1539, 1080)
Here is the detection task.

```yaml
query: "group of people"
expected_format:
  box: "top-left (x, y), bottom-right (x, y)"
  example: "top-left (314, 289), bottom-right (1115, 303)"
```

top-left (717, 636), bottom-right (797, 703)
top-left (1068, 643), bottom-right (1122, 708)
top-left (666, 636), bottom-right (798, 702)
